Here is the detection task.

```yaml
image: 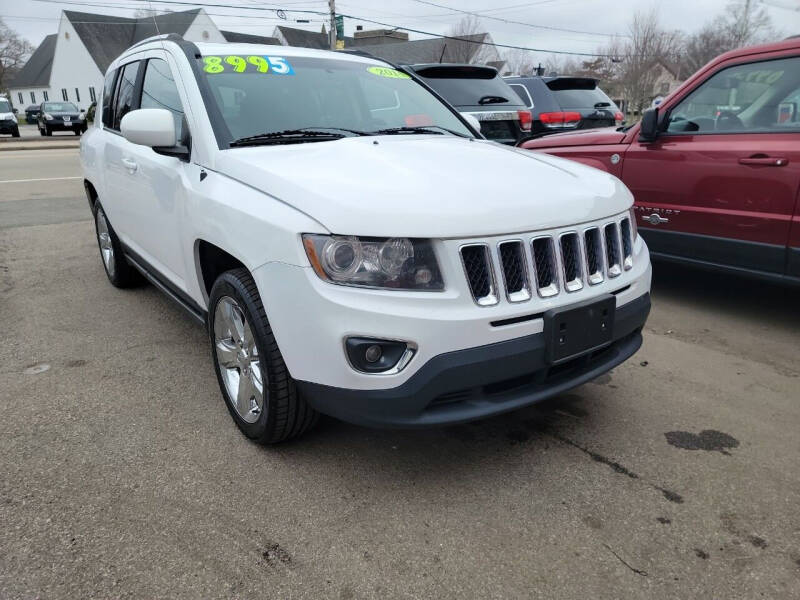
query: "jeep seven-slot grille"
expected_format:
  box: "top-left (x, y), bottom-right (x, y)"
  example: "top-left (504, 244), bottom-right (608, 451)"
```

top-left (460, 244), bottom-right (497, 305)
top-left (461, 214), bottom-right (634, 306)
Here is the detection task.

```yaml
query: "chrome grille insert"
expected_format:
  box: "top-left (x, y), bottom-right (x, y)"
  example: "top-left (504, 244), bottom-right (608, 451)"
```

top-left (620, 217), bottom-right (634, 270)
top-left (559, 232), bottom-right (583, 292)
top-left (498, 240), bottom-right (531, 303)
top-left (531, 237), bottom-right (559, 298)
top-left (584, 227), bottom-right (604, 285)
top-left (460, 244), bottom-right (498, 306)
top-left (604, 223), bottom-right (622, 278)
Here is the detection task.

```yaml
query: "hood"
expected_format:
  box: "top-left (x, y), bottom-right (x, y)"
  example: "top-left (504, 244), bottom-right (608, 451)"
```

top-left (214, 136), bottom-right (632, 238)
top-left (521, 127), bottom-right (627, 150)
top-left (0, 111), bottom-right (15, 120)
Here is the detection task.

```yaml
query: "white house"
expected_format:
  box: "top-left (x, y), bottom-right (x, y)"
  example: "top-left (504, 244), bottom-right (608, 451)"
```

top-left (9, 9), bottom-right (227, 112)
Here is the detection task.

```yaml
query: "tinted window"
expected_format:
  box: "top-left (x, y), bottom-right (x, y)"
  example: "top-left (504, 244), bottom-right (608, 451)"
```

top-left (416, 69), bottom-right (523, 107)
top-left (102, 68), bottom-right (117, 127)
top-left (508, 83), bottom-right (533, 108)
top-left (667, 56), bottom-right (800, 134)
top-left (141, 58), bottom-right (186, 141)
top-left (546, 79), bottom-right (616, 110)
top-left (0, 100), bottom-right (11, 113)
top-left (113, 61), bottom-right (140, 130)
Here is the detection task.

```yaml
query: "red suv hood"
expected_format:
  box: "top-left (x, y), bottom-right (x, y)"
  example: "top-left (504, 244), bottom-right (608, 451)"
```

top-left (521, 127), bottom-right (627, 149)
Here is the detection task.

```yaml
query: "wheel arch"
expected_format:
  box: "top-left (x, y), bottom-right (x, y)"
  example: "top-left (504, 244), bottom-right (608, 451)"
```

top-left (195, 239), bottom-right (249, 298)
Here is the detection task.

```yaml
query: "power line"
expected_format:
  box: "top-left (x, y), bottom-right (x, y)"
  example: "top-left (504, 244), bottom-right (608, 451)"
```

top-left (403, 0), bottom-right (629, 37)
top-left (27, 0), bottom-right (629, 57)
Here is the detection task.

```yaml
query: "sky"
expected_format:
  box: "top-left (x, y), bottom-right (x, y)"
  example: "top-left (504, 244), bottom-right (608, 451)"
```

top-left (2, 0), bottom-right (799, 62)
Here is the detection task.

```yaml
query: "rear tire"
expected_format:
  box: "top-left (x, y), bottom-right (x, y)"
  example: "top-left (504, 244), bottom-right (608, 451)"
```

top-left (93, 202), bottom-right (141, 288)
top-left (209, 269), bottom-right (318, 444)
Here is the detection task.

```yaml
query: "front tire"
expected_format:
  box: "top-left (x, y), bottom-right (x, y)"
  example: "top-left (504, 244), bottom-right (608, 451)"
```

top-left (209, 269), bottom-right (318, 444)
top-left (93, 202), bottom-right (140, 288)
top-left (44, 126), bottom-right (52, 136)
top-left (12, 126), bottom-right (20, 138)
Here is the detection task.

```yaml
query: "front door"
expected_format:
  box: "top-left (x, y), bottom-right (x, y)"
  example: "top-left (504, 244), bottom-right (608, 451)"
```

top-left (623, 54), bottom-right (800, 275)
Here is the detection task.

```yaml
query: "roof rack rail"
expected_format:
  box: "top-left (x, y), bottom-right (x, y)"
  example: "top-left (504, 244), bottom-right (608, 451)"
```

top-left (130, 33), bottom-right (184, 50)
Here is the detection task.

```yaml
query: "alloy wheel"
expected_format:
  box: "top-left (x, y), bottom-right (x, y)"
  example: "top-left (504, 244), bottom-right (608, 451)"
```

top-left (96, 208), bottom-right (115, 278)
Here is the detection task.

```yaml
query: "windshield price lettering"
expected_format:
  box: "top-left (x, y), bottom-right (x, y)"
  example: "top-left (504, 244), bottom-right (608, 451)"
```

top-left (202, 55), bottom-right (294, 75)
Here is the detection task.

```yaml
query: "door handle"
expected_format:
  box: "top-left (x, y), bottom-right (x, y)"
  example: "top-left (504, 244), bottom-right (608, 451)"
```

top-left (121, 157), bottom-right (138, 173)
top-left (738, 156), bottom-right (788, 167)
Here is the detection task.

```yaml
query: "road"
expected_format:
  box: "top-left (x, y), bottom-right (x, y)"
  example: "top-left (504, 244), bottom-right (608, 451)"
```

top-left (1, 147), bottom-right (799, 599)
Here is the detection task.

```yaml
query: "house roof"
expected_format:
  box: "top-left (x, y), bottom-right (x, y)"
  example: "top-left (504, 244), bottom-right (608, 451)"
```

top-left (8, 33), bottom-right (57, 88)
top-left (63, 9), bottom-right (202, 74)
top-left (353, 34), bottom-right (490, 65)
top-left (221, 30), bottom-right (280, 45)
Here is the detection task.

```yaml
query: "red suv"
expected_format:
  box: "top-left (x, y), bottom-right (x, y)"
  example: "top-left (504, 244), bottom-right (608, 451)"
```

top-left (521, 38), bottom-right (800, 285)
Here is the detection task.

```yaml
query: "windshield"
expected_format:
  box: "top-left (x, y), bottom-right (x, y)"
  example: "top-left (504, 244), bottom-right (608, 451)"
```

top-left (0, 100), bottom-right (11, 113)
top-left (44, 102), bottom-right (78, 112)
top-left (197, 54), bottom-right (473, 145)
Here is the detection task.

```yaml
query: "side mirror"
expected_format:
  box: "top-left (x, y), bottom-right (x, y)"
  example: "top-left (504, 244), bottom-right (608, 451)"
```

top-left (462, 112), bottom-right (481, 134)
top-left (121, 108), bottom-right (189, 160)
top-left (12, 108), bottom-right (18, 114)
top-left (638, 107), bottom-right (659, 143)
top-left (121, 108), bottom-right (176, 147)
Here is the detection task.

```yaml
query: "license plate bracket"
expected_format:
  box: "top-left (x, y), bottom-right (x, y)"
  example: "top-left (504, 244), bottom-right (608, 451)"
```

top-left (544, 295), bottom-right (615, 364)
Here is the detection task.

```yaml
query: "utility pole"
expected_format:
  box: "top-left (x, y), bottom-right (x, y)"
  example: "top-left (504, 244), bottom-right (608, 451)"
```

top-left (329, 0), bottom-right (336, 50)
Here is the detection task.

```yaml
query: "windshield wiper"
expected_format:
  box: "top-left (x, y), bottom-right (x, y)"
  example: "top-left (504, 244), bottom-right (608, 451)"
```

top-left (370, 125), bottom-right (469, 138)
top-left (229, 128), bottom-right (357, 147)
top-left (478, 95), bottom-right (508, 105)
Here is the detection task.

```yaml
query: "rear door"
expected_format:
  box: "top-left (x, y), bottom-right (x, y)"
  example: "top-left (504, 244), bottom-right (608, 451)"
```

top-left (623, 54), bottom-right (800, 275)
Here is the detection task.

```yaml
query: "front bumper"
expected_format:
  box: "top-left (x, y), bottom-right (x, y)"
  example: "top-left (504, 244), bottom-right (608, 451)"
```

top-left (296, 292), bottom-right (650, 427)
top-left (44, 120), bottom-right (84, 130)
top-left (0, 120), bottom-right (16, 133)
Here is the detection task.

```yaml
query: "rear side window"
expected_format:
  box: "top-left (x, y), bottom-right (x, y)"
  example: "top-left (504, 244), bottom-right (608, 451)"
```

top-left (140, 58), bottom-right (186, 142)
top-left (508, 83), bottom-right (533, 109)
top-left (102, 69), bottom-right (117, 127)
top-left (546, 79), bottom-right (615, 110)
top-left (112, 61), bottom-right (141, 130)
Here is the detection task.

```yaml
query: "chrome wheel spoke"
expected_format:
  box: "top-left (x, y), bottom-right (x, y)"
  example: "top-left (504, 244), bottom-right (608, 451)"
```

top-left (215, 339), bottom-right (238, 369)
top-left (236, 373), bottom-right (254, 416)
top-left (96, 210), bottom-right (115, 277)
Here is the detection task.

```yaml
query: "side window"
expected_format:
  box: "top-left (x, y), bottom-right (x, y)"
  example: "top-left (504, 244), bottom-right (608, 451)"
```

top-left (112, 61), bottom-right (141, 130)
top-left (666, 56), bottom-right (800, 134)
top-left (509, 83), bottom-right (533, 109)
top-left (140, 58), bottom-right (186, 142)
top-left (102, 68), bottom-right (117, 127)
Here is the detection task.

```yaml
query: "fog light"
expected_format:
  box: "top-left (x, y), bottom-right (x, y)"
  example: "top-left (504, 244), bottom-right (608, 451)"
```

top-left (364, 344), bottom-right (382, 363)
top-left (345, 337), bottom-right (415, 374)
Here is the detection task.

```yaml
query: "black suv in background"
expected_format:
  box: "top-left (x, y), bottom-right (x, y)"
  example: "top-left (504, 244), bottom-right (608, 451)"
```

top-left (407, 64), bottom-right (531, 145)
top-left (25, 104), bottom-right (42, 123)
top-left (505, 76), bottom-right (622, 139)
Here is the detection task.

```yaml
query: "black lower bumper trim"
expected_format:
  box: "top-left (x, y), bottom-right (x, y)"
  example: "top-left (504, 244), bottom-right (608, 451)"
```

top-left (297, 293), bottom-right (651, 428)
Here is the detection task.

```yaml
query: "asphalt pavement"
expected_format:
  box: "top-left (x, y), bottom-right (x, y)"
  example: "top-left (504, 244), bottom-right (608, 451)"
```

top-left (1, 147), bottom-right (799, 599)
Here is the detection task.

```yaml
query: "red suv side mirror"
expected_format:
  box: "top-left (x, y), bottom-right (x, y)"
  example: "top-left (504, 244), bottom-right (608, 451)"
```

top-left (638, 108), bottom-right (659, 142)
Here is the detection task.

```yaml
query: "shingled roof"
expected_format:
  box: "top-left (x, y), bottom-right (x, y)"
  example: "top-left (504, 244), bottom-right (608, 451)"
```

top-left (8, 34), bottom-right (57, 88)
top-left (354, 34), bottom-right (490, 65)
top-left (221, 30), bottom-right (280, 45)
top-left (64, 9), bottom-right (201, 74)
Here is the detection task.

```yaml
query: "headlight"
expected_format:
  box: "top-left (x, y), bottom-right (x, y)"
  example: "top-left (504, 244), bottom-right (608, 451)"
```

top-left (302, 234), bottom-right (444, 291)
top-left (44, 113), bottom-right (53, 120)
top-left (628, 206), bottom-right (638, 240)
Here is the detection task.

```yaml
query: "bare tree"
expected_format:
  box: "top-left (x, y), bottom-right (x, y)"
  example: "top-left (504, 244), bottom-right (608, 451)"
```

top-left (0, 19), bottom-right (34, 93)
top-left (502, 49), bottom-right (538, 76)
top-left (445, 15), bottom-right (492, 64)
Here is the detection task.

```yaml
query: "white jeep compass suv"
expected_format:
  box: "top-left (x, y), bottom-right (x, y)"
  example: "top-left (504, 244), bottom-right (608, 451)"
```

top-left (81, 35), bottom-right (652, 443)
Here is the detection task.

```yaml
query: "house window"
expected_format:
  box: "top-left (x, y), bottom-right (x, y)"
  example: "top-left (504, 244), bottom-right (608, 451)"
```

top-left (89, 86), bottom-right (96, 102)
top-left (43, 91), bottom-right (49, 101)
top-left (18, 93), bottom-right (23, 104)
top-left (75, 88), bottom-right (81, 103)
top-left (62, 88), bottom-right (68, 101)
top-left (30, 91), bottom-right (35, 103)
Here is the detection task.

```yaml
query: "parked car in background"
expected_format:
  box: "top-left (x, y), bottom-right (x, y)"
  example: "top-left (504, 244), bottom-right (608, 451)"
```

top-left (505, 76), bottom-right (623, 138)
top-left (81, 36), bottom-right (651, 443)
top-left (37, 101), bottom-right (87, 136)
top-left (406, 64), bottom-right (532, 144)
top-left (25, 104), bottom-right (42, 123)
top-left (0, 97), bottom-right (20, 137)
top-left (520, 38), bottom-right (800, 285)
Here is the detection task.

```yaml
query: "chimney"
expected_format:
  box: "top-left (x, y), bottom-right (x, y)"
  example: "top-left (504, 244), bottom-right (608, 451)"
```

top-left (352, 28), bottom-right (409, 46)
